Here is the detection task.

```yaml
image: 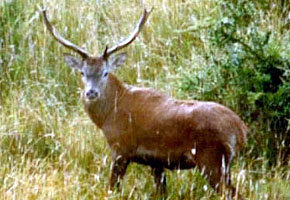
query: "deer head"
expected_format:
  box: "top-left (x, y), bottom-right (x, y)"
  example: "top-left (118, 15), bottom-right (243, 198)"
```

top-left (42, 9), bottom-right (152, 101)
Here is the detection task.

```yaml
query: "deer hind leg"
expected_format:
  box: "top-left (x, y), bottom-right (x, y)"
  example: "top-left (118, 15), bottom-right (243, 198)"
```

top-left (109, 155), bottom-right (129, 190)
top-left (196, 146), bottom-right (237, 200)
top-left (152, 167), bottom-right (167, 195)
top-left (223, 145), bottom-right (245, 200)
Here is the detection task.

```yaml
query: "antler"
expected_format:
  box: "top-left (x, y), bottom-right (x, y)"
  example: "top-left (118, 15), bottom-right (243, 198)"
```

top-left (42, 10), bottom-right (90, 59)
top-left (103, 8), bottom-right (153, 59)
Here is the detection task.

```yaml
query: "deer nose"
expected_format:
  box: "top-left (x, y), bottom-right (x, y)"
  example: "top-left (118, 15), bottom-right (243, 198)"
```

top-left (86, 89), bottom-right (99, 100)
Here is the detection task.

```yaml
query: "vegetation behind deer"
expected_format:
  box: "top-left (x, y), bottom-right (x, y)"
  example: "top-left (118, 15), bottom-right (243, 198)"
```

top-left (0, 0), bottom-right (289, 199)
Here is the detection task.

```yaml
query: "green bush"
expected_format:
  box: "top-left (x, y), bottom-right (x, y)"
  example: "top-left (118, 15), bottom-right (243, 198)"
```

top-left (182, 0), bottom-right (289, 165)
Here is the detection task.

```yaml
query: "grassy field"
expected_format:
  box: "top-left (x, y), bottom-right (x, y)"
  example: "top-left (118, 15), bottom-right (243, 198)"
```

top-left (1, 0), bottom-right (289, 199)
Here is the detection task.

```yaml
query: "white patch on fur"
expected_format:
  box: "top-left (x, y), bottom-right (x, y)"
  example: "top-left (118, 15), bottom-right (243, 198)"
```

top-left (225, 134), bottom-right (236, 158)
top-left (229, 134), bottom-right (236, 148)
top-left (191, 148), bottom-right (196, 155)
top-left (127, 85), bottom-right (143, 93)
top-left (224, 135), bottom-right (236, 162)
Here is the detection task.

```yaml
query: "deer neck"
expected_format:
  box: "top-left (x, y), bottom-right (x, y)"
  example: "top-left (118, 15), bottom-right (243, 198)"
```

top-left (83, 74), bottom-right (126, 128)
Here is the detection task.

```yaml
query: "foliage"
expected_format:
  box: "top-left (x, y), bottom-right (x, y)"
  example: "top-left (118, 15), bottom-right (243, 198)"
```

top-left (180, 0), bottom-right (290, 165)
top-left (0, 0), bottom-right (289, 199)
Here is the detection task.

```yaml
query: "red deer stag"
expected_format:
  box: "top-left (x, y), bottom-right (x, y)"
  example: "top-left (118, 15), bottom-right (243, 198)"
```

top-left (43, 9), bottom-right (247, 199)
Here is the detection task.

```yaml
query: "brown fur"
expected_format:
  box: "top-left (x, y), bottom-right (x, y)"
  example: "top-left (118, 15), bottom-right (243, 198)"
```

top-left (43, 8), bottom-right (247, 198)
top-left (84, 73), bottom-right (247, 199)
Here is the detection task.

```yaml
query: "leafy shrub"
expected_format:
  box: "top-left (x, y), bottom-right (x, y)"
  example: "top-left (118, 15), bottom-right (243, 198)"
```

top-left (181, 0), bottom-right (289, 165)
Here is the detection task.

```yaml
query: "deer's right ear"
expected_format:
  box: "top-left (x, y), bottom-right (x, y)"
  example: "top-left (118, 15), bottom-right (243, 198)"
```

top-left (64, 54), bottom-right (82, 71)
top-left (108, 53), bottom-right (127, 70)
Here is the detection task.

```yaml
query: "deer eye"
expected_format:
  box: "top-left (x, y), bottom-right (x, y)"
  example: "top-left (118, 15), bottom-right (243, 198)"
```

top-left (103, 71), bottom-right (108, 77)
top-left (80, 71), bottom-right (84, 76)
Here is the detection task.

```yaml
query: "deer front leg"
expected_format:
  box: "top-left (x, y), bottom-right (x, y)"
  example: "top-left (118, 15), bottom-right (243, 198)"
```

top-left (152, 167), bottom-right (167, 195)
top-left (109, 155), bottom-right (129, 190)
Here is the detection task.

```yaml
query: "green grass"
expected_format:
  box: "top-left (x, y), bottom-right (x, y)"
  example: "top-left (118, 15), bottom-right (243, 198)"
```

top-left (0, 0), bottom-right (289, 199)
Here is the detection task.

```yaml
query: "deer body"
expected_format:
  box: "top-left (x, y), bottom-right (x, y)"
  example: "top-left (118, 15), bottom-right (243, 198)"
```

top-left (85, 73), bottom-right (246, 168)
top-left (43, 8), bottom-right (247, 199)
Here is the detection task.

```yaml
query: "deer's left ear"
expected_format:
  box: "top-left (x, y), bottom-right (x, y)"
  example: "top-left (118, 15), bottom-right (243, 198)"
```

top-left (108, 53), bottom-right (127, 70)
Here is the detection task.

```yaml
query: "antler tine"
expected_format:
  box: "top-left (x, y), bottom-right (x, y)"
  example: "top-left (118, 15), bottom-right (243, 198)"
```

top-left (103, 8), bottom-right (153, 58)
top-left (42, 10), bottom-right (90, 59)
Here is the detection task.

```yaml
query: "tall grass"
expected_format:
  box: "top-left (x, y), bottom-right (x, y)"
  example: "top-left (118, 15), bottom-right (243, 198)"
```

top-left (0, 0), bottom-right (289, 199)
